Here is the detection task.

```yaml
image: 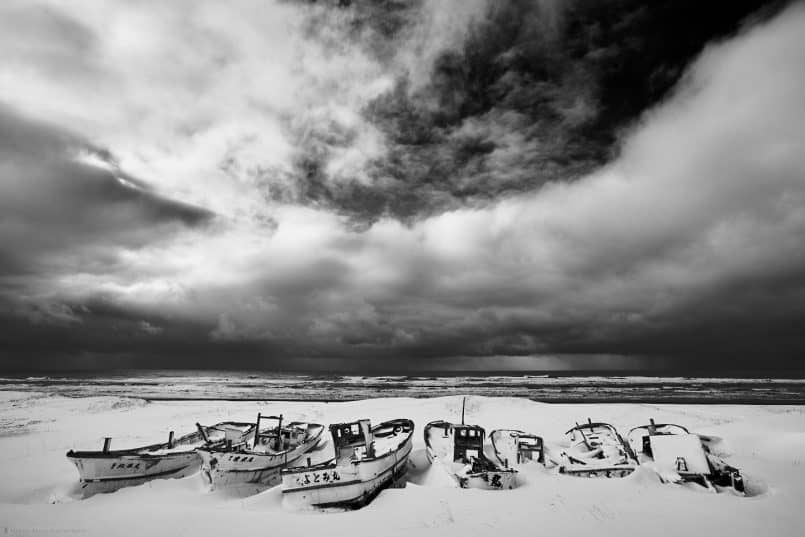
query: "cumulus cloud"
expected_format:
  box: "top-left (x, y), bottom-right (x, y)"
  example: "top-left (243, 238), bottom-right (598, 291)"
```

top-left (1, 0), bottom-right (803, 371)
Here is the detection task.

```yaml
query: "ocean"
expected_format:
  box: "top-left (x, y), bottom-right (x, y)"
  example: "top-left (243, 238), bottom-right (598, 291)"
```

top-left (1, 371), bottom-right (803, 403)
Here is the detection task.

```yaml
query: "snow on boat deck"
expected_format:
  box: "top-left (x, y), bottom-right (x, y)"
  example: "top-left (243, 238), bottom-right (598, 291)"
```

top-left (371, 432), bottom-right (408, 457)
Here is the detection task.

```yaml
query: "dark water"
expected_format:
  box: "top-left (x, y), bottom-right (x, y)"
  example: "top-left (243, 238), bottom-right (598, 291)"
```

top-left (1, 371), bottom-right (804, 403)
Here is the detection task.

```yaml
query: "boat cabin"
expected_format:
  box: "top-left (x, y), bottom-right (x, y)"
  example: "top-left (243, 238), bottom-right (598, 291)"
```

top-left (253, 414), bottom-right (305, 452)
top-left (515, 434), bottom-right (544, 464)
top-left (452, 424), bottom-right (485, 463)
top-left (257, 426), bottom-right (305, 451)
top-left (330, 419), bottom-right (375, 460)
top-left (628, 420), bottom-right (690, 458)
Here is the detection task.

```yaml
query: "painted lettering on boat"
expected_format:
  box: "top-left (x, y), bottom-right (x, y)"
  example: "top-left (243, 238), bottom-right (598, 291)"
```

top-left (294, 470), bottom-right (341, 486)
top-left (110, 462), bottom-right (141, 470)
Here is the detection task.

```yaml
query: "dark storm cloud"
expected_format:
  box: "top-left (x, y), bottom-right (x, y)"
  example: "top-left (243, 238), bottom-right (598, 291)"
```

top-left (278, 0), bottom-right (787, 222)
top-left (0, 107), bottom-right (213, 259)
top-left (1, 0), bottom-right (804, 374)
top-left (205, 3), bottom-right (805, 372)
top-left (0, 105), bottom-right (214, 327)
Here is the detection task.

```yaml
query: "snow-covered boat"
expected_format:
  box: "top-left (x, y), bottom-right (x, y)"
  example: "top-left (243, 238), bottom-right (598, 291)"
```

top-left (627, 419), bottom-right (745, 493)
top-left (557, 419), bottom-right (637, 478)
top-left (66, 421), bottom-right (254, 495)
top-left (425, 420), bottom-right (517, 489)
top-left (198, 413), bottom-right (325, 488)
top-left (490, 429), bottom-right (545, 467)
top-left (281, 418), bottom-right (414, 509)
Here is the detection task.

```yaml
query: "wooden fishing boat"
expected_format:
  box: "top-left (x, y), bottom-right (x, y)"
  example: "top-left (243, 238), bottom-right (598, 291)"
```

top-left (425, 420), bottom-right (517, 489)
top-left (198, 413), bottom-right (325, 489)
top-left (627, 419), bottom-right (744, 493)
top-left (490, 429), bottom-right (545, 467)
top-left (66, 421), bottom-right (255, 496)
top-left (557, 419), bottom-right (637, 478)
top-left (281, 418), bottom-right (414, 509)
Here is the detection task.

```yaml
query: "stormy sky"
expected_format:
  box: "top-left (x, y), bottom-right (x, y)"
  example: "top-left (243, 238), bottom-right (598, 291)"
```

top-left (1, 0), bottom-right (804, 373)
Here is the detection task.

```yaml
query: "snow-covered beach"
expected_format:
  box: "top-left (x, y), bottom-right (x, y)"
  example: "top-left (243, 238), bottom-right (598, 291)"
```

top-left (1, 391), bottom-right (804, 536)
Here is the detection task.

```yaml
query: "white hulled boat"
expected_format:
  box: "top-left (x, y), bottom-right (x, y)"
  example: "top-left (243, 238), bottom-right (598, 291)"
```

top-left (490, 429), bottom-right (545, 467)
top-left (66, 421), bottom-right (254, 496)
top-left (198, 413), bottom-right (325, 489)
top-left (627, 419), bottom-right (744, 493)
top-left (281, 418), bottom-right (414, 509)
top-left (424, 419), bottom-right (517, 489)
top-left (556, 419), bottom-right (637, 478)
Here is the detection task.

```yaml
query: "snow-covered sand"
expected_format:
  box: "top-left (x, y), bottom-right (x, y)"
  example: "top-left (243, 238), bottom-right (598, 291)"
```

top-left (1, 391), bottom-right (803, 536)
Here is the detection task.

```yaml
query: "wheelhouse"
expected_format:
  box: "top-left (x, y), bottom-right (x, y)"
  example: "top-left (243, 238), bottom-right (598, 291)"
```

top-left (330, 419), bottom-right (375, 460)
top-left (452, 424), bottom-right (485, 463)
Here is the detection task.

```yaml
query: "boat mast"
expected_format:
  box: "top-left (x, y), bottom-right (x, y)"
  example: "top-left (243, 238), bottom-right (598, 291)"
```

top-left (461, 396), bottom-right (466, 425)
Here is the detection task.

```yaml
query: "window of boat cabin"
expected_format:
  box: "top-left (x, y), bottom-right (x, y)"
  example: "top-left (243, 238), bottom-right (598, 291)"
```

top-left (453, 426), bottom-right (484, 462)
top-left (332, 422), bottom-right (365, 448)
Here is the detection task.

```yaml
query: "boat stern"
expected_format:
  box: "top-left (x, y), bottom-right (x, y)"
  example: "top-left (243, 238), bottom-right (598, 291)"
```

top-left (461, 468), bottom-right (518, 490)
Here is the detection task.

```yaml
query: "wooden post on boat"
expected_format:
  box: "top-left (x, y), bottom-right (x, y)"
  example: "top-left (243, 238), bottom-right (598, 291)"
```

top-left (648, 418), bottom-right (657, 435)
top-left (196, 423), bottom-right (209, 443)
top-left (253, 412), bottom-right (262, 449)
top-left (102, 437), bottom-right (112, 453)
top-left (576, 422), bottom-right (592, 450)
top-left (275, 414), bottom-right (283, 451)
top-left (168, 431), bottom-right (175, 449)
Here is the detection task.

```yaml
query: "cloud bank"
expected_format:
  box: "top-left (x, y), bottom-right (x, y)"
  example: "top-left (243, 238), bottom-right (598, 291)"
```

top-left (0, 0), bottom-right (803, 372)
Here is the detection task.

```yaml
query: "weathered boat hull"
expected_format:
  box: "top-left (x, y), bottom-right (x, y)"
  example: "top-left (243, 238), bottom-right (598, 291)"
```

top-left (557, 421), bottom-right (637, 479)
top-left (69, 453), bottom-right (201, 495)
top-left (198, 450), bottom-right (283, 487)
top-left (460, 469), bottom-right (517, 489)
top-left (425, 449), bottom-right (517, 489)
top-left (558, 465), bottom-right (635, 478)
top-left (66, 421), bottom-right (254, 496)
top-left (282, 420), bottom-right (414, 509)
top-left (490, 429), bottom-right (545, 467)
top-left (627, 422), bottom-right (745, 493)
top-left (198, 427), bottom-right (324, 488)
top-left (68, 451), bottom-right (200, 483)
top-left (67, 452), bottom-right (200, 496)
top-left (282, 439), bottom-right (411, 509)
top-left (424, 420), bottom-right (518, 490)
